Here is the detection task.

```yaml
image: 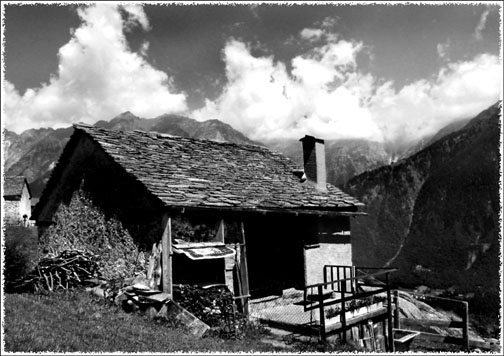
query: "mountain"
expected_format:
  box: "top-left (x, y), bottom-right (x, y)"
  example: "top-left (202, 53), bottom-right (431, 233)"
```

top-left (4, 127), bottom-right (74, 198)
top-left (3, 109), bottom-right (487, 203)
top-left (4, 113), bottom-right (261, 198)
top-left (94, 112), bottom-right (261, 145)
top-left (265, 138), bottom-right (391, 187)
top-left (344, 102), bottom-right (501, 297)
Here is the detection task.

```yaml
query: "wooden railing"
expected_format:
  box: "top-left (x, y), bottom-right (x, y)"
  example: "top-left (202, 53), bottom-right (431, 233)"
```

top-left (303, 266), bottom-right (397, 350)
top-left (395, 291), bottom-right (473, 351)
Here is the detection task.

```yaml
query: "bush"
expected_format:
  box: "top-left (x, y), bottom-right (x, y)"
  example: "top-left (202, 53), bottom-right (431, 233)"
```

top-left (38, 188), bottom-right (144, 280)
top-left (4, 225), bottom-right (38, 292)
top-left (173, 284), bottom-right (258, 339)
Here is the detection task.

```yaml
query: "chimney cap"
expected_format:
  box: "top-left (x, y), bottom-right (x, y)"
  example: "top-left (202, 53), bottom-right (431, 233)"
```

top-left (299, 135), bottom-right (324, 144)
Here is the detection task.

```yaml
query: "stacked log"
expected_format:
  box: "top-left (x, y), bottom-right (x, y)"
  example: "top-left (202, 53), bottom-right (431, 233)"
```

top-left (16, 250), bottom-right (100, 292)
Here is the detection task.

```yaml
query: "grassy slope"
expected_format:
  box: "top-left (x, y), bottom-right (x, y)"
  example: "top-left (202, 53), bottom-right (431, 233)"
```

top-left (3, 291), bottom-right (281, 353)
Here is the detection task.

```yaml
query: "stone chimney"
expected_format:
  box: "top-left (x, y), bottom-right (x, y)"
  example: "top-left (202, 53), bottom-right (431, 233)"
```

top-left (300, 135), bottom-right (327, 191)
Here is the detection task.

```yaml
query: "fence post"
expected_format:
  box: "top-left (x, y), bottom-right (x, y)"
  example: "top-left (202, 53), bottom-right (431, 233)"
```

top-left (462, 301), bottom-right (469, 352)
top-left (386, 273), bottom-right (394, 352)
top-left (351, 266), bottom-right (356, 294)
top-left (341, 281), bottom-right (347, 343)
top-left (393, 290), bottom-right (400, 329)
top-left (318, 285), bottom-right (326, 342)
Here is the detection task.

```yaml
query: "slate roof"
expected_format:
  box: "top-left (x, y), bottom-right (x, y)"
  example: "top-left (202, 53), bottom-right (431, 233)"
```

top-left (73, 124), bottom-right (363, 212)
top-left (4, 176), bottom-right (30, 199)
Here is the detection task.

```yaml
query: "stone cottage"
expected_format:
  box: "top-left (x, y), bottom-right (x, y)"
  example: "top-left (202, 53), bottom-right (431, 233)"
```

top-left (33, 124), bottom-right (365, 303)
top-left (3, 176), bottom-right (32, 226)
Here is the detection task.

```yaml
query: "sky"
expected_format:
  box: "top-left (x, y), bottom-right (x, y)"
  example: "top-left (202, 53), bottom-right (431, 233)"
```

top-left (1, 1), bottom-right (502, 145)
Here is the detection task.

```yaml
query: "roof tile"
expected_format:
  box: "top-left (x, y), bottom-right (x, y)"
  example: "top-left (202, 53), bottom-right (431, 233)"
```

top-left (74, 124), bottom-right (363, 211)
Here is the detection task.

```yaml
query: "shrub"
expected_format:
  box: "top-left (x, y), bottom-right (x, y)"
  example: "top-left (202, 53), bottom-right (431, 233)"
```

top-left (38, 188), bottom-right (144, 280)
top-left (4, 225), bottom-right (38, 292)
top-left (173, 284), bottom-right (258, 339)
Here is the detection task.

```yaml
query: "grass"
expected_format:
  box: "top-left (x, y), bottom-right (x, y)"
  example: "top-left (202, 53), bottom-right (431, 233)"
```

top-left (3, 290), bottom-right (283, 353)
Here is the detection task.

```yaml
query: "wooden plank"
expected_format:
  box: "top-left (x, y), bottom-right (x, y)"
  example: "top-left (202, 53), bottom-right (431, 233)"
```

top-left (161, 214), bottom-right (173, 296)
top-left (173, 241), bottom-right (225, 248)
top-left (259, 319), bottom-right (320, 336)
top-left (415, 331), bottom-right (465, 345)
top-left (393, 290), bottom-right (400, 329)
top-left (414, 331), bottom-right (499, 351)
top-left (462, 301), bottom-right (469, 352)
top-left (318, 285), bottom-right (327, 341)
top-left (238, 221), bottom-right (250, 315)
top-left (399, 318), bottom-right (464, 328)
top-left (166, 300), bottom-right (209, 338)
top-left (144, 292), bottom-right (172, 303)
top-left (385, 276), bottom-right (394, 352)
top-left (216, 219), bottom-right (225, 243)
top-left (325, 307), bottom-right (388, 333)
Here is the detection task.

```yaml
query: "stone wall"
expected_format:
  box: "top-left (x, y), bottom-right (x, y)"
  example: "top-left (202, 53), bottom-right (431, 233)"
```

top-left (3, 200), bottom-right (20, 224)
top-left (304, 242), bottom-right (352, 285)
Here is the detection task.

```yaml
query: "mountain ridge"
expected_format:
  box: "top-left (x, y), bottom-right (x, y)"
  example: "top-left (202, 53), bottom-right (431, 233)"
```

top-left (344, 101), bottom-right (501, 296)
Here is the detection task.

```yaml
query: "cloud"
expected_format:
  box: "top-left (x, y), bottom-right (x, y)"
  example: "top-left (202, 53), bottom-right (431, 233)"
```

top-left (298, 16), bottom-right (340, 44)
top-left (4, 4), bottom-right (187, 133)
top-left (436, 39), bottom-right (450, 60)
top-left (473, 8), bottom-right (490, 40)
top-left (370, 53), bottom-right (502, 145)
top-left (300, 28), bottom-right (324, 42)
top-left (193, 39), bottom-right (501, 145)
top-left (193, 38), bottom-right (382, 141)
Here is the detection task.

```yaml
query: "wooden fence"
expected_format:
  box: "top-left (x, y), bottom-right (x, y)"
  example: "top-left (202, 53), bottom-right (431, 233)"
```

top-left (394, 291), bottom-right (493, 352)
top-left (303, 266), bottom-right (397, 351)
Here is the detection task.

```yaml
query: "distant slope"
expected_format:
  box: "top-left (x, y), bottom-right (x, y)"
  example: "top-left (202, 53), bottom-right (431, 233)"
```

top-left (4, 113), bottom-right (261, 198)
top-left (94, 112), bottom-right (261, 146)
top-left (265, 138), bottom-right (391, 187)
top-left (4, 127), bottom-right (73, 198)
top-left (345, 102), bottom-right (501, 294)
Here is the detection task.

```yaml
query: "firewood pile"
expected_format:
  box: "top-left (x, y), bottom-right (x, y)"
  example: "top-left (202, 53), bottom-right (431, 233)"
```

top-left (15, 250), bottom-right (100, 292)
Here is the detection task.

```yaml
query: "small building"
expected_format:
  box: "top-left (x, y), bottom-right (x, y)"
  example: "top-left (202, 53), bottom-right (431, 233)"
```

top-left (33, 124), bottom-right (364, 301)
top-left (3, 176), bottom-right (32, 226)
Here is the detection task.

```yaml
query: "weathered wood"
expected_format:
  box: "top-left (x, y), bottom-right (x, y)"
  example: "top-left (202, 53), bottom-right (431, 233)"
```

top-left (318, 285), bottom-right (327, 341)
top-left (238, 221), bottom-right (250, 315)
top-left (386, 275), bottom-right (394, 352)
top-left (161, 214), bottom-right (172, 296)
top-left (393, 290), bottom-right (400, 329)
top-left (144, 292), bottom-right (172, 303)
top-left (416, 332), bottom-right (500, 351)
top-left (415, 331), bottom-right (466, 345)
top-left (216, 219), bottom-right (225, 243)
top-left (325, 307), bottom-right (388, 333)
top-left (166, 300), bottom-right (210, 338)
top-left (173, 241), bottom-right (225, 248)
top-left (399, 318), bottom-right (464, 328)
top-left (340, 282), bottom-right (347, 342)
top-left (462, 301), bottom-right (469, 352)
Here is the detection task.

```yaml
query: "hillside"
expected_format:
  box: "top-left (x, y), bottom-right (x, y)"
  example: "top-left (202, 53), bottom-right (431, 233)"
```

top-left (345, 102), bottom-right (501, 296)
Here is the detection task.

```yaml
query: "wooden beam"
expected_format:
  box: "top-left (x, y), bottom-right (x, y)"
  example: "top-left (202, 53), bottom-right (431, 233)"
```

top-left (415, 332), bottom-right (500, 351)
top-left (162, 213), bottom-right (173, 296)
top-left (461, 301), bottom-right (469, 352)
top-left (399, 318), bottom-right (464, 329)
top-left (163, 205), bottom-right (366, 218)
top-left (216, 219), bottom-right (225, 243)
top-left (325, 307), bottom-right (388, 333)
top-left (238, 221), bottom-right (250, 315)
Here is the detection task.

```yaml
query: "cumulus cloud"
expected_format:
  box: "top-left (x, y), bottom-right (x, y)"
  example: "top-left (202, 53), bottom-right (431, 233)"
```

top-left (298, 16), bottom-right (340, 44)
top-left (4, 4), bottom-right (187, 133)
top-left (300, 28), bottom-right (324, 42)
top-left (370, 54), bottom-right (502, 145)
top-left (193, 38), bottom-right (501, 145)
top-left (193, 38), bottom-right (382, 141)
